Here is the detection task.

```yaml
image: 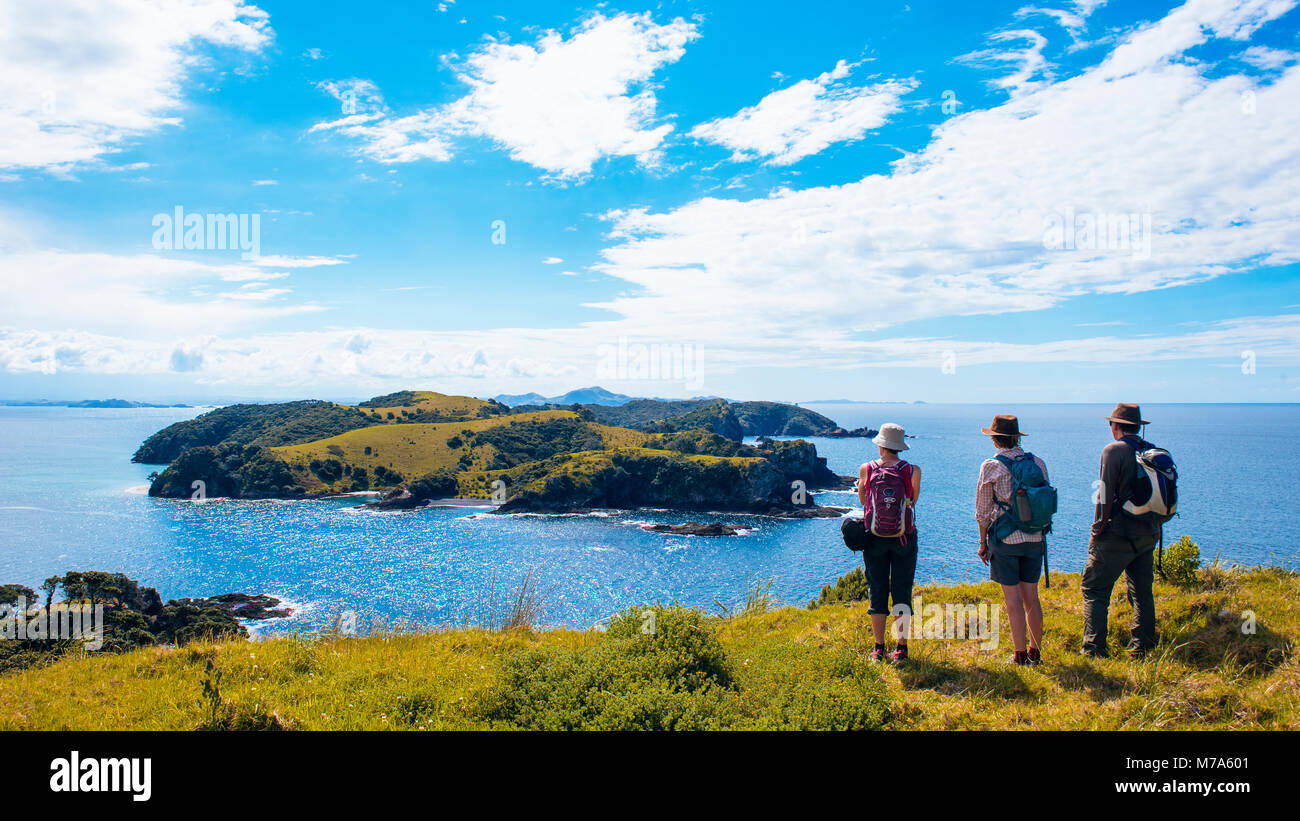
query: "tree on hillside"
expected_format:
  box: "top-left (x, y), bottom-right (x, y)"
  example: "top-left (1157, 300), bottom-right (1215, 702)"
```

top-left (41, 576), bottom-right (60, 610)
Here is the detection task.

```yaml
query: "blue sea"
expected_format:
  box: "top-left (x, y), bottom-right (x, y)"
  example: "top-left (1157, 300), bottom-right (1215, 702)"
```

top-left (0, 403), bottom-right (1294, 633)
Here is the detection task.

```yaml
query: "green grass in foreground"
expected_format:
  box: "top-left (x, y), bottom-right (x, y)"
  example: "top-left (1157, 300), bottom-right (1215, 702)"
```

top-left (1, 563), bottom-right (1296, 730)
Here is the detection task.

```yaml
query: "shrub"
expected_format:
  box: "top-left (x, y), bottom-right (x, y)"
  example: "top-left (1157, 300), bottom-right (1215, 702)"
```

top-left (474, 605), bottom-right (734, 730)
top-left (1161, 536), bottom-right (1201, 587)
top-left (742, 645), bottom-right (892, 730)
top-left (810, 566), bottom-right (869, 609)
top-left (472, 604), bottom-right (892, 730)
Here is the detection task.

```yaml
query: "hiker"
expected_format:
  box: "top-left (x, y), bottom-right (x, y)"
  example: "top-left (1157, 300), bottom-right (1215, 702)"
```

top-left (976, 415), bottom-right (1056, 666)
top-left (1081, 403), bottom-right (1169, 659)
top-left (858, 423), bottom-right (921, 662)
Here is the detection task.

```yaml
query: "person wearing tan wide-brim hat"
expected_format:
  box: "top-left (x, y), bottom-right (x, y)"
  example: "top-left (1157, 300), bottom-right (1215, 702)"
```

top-left (975, 414), bottom-right (1050, 666)
top-left (1081, 403), bottom-right (1161, 659)
top-left (857, 422), bottom-right (921, 663)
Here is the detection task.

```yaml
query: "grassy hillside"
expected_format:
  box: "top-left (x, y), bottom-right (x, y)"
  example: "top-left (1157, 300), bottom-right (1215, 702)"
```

top-left (355, 390), bottom-right (507, 422)
top-left (273, 411), bottom-right (650, 495)
top-left (6, 563), bottom-right (1292, 730)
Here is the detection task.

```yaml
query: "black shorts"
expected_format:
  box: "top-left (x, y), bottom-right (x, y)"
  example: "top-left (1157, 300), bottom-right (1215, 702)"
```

top-left (862, 531), bottom-right (918, 615)
top-left (989, 537), bottom-right (1045, 586)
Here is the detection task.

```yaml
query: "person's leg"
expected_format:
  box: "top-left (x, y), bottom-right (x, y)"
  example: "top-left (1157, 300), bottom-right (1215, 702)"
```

top-left (890, 536), bottom-right (918, 648)
top-left (1019, 580), bottom-right (1043, 652)
top-left (1124, 545), bottom-right (1158, 656)
top-left (1002, 583), bottom-right (1027, 653)
top-left (862, 544), bottom-right (890, 653)
top-left (1081, 541), bottom-right (1127, 657)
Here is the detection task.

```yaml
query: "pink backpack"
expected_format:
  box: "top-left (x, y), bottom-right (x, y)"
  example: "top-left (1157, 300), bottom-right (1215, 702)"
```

top-left (863, 460), bottom-right (915, 544)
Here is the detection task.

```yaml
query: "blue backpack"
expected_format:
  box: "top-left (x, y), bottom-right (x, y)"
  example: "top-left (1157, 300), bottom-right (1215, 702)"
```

top-left (990, 452), bottom-right (1058, 542)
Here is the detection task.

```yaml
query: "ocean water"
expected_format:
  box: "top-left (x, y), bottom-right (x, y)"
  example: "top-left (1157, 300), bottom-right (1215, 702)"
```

top-left (0, 403), bottom-right (1294, 632)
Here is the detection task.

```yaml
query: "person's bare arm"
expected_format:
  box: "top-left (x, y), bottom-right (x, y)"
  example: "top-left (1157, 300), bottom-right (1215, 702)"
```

top-left (975, 463), bottom-right (992, 563)
top-left (910, 464), bottom-right (921, 502)
top-left (857, 463), bottom-right (870, 507)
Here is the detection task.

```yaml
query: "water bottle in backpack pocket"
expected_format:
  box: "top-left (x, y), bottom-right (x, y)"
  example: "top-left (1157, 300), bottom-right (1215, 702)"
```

top-left (991, 453), bottom-right (1057, 542)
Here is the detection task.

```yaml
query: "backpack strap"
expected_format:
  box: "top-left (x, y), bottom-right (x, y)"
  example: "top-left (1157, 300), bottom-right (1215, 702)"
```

top-left (991, 454), bottom-right (1016, 512)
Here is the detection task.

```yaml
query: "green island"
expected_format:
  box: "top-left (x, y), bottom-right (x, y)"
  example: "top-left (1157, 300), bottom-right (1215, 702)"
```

top-left (2, 539), bottom-right (1295, 730)
top-left (134, 390), bottom-right (859, 513)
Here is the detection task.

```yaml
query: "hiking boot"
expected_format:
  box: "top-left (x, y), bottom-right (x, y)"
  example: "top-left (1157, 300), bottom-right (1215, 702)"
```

top-left (1080, 647), bottom-right (1109, 659)
top-left (890, 644), bottom-right (909, 663)
top-left (1027, 647), bottom-right (1042, 665)
top-left (1010, 650), bottom-right (1030, 666)
top-left (870, 644), bottom-right (887, 662)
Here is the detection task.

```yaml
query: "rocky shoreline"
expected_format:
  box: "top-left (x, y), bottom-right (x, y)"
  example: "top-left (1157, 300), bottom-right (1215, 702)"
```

top-left (169, 592), bottom-right (294, 621)
top-left (642, 521), bottom-right (752, 536)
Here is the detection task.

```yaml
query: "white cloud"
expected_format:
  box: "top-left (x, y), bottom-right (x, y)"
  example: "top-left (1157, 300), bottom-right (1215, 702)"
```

top-left (311, 12), bottom-right (698, 178)
top-left (1015, 1), bottom-right (1107, 38)
top-left (1240, 44), bottom-right (1300, 69)
top-left (0, 0), bottom-right (273, 172)
top-left (0, 250), bottom-right (325, 337)
top-left (957, 29), bottom-right (1052, 95)
top-left (249, 254), bottom-right (349, 268)
top-left (542, 257), bottom-right (563, 264)
top-left (688, 61), bottom-right (917, 165)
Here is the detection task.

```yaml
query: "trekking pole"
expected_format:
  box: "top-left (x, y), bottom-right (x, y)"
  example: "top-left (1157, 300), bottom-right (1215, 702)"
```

top-left (1156, 526), bottom-right (1165, 580)
top-left (1043, 541), bottom-right (1051, 589)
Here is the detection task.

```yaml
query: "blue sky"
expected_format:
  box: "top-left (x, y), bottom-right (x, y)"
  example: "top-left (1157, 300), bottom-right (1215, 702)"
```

top-left (1, 0), bottom-right (1298, 403)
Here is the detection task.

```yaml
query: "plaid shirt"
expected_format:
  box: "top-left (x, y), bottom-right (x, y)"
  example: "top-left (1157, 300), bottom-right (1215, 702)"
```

top-left (975, 447), bottom-right (1048, 545)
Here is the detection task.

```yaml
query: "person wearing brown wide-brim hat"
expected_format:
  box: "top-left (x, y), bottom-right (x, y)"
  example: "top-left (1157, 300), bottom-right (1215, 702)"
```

top-left (975, 414), bottom-right (1051, 666)
top-left (1081, 403), bottom-right (1161, 659)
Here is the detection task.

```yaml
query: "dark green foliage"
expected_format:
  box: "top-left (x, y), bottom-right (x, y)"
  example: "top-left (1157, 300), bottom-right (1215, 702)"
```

top-left (810, 566), bottom-right (870, 609)
top-left (372, 465), bottom-right (404, 486)
top-left (474, 605), bottom-right (735, 730)
top-left (729, 401), bottom-right (841, 436)
top-left (1161, 535), bottom-right (1201, 587)
top-left (147, 442), bottom-right (303, 499)
top-left (357, 391), bottom-right (423, 408)
top-left (520, 398), bottom-right (845, 439)
top-left (309, 457), bottom-right (344, 483)
top-left (446, 435), bottom-right (463, 449)
top-left (474, 604), bottom-right (891, 730)
top-left (638, 400), bottom-right (744, 441)
top-left (350, 467), bottom-right (370, 491)
top-left (132, 400), bottom-right (373, 464)
top-left (501, 448), bottom-right (782, 512)
top-left (473, 418), bottom-right (606, 469)
top-left (648, 429), bottom-right (755, 457)
top-left (154, 604), bottom-right (245, 645)
top-left (0, 572), bottom-right (246, 673)
top-left (0, 584), bottom-right (35, 608)
top-left (408, 471), bottom-right (459, 501)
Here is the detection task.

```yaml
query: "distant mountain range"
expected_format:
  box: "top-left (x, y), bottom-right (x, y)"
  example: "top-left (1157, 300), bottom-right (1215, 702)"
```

top-left (494, 386), bottom-right (638, 407)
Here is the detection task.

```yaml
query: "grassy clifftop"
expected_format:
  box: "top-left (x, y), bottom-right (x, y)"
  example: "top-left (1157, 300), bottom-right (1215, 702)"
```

top-left (3, 563), bottom-right (1295, 730)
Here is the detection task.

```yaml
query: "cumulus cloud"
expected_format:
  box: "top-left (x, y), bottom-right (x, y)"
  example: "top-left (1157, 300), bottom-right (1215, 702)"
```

top-left (310, 12), bottom-right (698, 178)
top-left (688, 61), bottom-right (917, 165)
top-left (0, 0), bottom-right (273, 172)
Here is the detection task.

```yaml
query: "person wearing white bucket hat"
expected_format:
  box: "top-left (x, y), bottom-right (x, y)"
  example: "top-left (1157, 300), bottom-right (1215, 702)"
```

top-left (857, 422), bottom-right (921, 662)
